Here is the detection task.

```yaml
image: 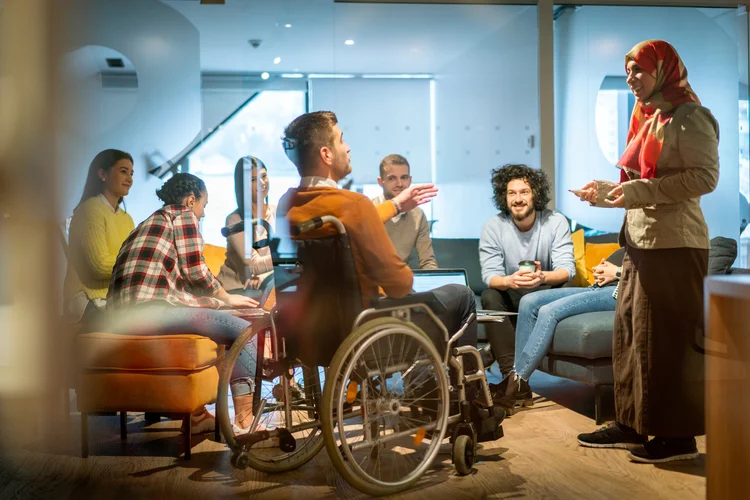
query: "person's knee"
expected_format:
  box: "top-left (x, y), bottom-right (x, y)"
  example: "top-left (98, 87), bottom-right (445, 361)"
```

top-left (481, 287), bottom-right (502, 309)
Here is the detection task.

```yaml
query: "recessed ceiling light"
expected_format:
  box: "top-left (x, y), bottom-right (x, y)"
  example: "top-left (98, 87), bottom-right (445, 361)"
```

top-left (261, 72), bottom-right (270, 80)
top-left (281, 73), bottom-right (305, 79)
top-left (344, 39), bottom-right (355, 46)
top-left (273, 57), bottom-right (281, 65)
top-left (284, 24), bottom-right (292, 28)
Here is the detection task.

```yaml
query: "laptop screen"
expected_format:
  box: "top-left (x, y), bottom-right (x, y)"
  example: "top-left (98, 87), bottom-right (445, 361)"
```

top-left (411, 269), bottom-right (469, 294)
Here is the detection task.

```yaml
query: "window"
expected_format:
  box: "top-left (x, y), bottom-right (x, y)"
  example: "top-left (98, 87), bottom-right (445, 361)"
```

top-left (188, 90), bottom-right (306, 246)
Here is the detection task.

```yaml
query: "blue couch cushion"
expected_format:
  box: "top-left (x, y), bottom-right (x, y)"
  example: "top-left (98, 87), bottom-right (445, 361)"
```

top-left (549, 311), bottom-right (615, 360)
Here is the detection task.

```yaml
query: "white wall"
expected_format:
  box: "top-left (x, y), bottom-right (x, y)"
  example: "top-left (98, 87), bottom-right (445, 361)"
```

top-left (310, 78), bottom-right (432, 185)
top-left (555, 6), bottom-right (742, 242)
top-left (58, 0), bottom-right (201, 225)
top-left (432, 6), bottom-right (540, 239)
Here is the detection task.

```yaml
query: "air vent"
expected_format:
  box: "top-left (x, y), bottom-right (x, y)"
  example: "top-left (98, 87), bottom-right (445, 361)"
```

top-left (106, 58), bottom-right (125, 69)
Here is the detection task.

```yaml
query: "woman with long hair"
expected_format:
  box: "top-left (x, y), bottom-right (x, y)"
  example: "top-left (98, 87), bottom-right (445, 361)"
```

top-left (106, 173), bottom-right (260, 435)
top-left (217, 156), bottom-right (276, 305)
top-left (64, 149), bottom-right (135, 326)
top-left (575, 40), bottom-right (719, 463)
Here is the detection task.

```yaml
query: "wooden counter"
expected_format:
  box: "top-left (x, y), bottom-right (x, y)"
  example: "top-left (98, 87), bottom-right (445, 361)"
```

top-left (705, 275), bottom-right (750, 499)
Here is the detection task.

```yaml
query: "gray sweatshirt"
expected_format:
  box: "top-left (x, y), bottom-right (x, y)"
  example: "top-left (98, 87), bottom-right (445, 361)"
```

top-left (479, 209), bottom-right (576, 287)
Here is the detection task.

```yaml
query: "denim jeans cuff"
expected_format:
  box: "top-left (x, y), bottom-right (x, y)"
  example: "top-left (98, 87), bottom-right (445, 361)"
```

top-left (230, 377), bottom-right (255, 396)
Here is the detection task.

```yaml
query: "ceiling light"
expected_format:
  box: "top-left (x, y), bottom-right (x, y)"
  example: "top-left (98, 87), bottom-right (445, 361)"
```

top-left (362, 74), bottom-right (433, 79)
top-left (273, 57), bottom-right (281, 65)
top-left (284, 24), bottom-right (292, 28)
top-left (281, 73), bottom-right (305, 79)
top-left (308, 73), bottom-right (355, 79)
top-left (261, 72), bottom-right (270, 80)
top-left (344, 39), bottom-right (355, 46)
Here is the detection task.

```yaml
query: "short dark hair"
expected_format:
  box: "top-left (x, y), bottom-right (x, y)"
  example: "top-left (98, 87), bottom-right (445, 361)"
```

top-left (155, 173), bottom-right (206, 205)
top-left (283, 111), bottom-right (338, 175)
top-left (379, 154), bottom-right (410, 179)
top-left (490, 164), bottom-right (551, 216)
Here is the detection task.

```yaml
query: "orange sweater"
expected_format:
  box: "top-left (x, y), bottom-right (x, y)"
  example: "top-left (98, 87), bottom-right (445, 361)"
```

top-left (279, 187), bottom-right (413, 305)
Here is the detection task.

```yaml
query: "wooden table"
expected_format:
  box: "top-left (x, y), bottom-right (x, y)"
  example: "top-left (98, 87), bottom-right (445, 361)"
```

top-left (705, 275), bottom-right (750, 499)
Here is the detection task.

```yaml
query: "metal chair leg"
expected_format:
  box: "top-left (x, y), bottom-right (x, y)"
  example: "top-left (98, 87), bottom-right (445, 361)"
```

top-left (120, 412), bottom-right (127, 440)
top-left (81, 412), bottom-right (89, 458)
top-left (183, 414), bottom-right (191, 459)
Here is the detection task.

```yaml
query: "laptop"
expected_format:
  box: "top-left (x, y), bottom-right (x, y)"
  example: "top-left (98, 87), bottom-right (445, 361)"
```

top-left (412, 268), bottom-right (517, 317)
top-left (411, 268), bottom-right (470, 293)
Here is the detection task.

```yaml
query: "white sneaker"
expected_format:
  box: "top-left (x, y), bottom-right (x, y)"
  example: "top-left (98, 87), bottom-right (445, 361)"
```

top-left (181, 409), bottom-right (216, 435)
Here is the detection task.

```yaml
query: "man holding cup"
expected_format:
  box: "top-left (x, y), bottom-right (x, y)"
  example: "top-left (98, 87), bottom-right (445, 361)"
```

top-left (478, 164), bottom-right (575, 398)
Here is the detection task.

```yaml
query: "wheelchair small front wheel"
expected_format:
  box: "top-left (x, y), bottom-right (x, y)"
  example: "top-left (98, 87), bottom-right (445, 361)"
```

top-left (218, 323), bottom-right (325, 473)
top-left (452, 434), bottom-right (475, 476)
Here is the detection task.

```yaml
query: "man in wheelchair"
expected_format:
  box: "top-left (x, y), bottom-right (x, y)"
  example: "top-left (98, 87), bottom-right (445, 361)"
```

top-left (276, 112), bottom-right (505, 435)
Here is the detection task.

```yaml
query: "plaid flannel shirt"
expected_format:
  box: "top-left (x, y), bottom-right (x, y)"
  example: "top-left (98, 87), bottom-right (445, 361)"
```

top-left (108, 204), bottom-right (221, 309)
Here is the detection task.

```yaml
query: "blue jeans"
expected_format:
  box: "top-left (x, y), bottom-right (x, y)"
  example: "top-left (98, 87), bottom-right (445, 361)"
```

top-left (102, 304), bottom-right (258, 396)
top-left (514, 286), bottom-right (616, 381)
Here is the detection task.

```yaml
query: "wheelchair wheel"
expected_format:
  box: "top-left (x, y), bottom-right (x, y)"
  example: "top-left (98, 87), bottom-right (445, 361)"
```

top-left (321, 318), bottom-right (450, 496)
top-left (452, 434), bottom-right (474, 476)
top-left (217, 323), bottom-right (325, 473)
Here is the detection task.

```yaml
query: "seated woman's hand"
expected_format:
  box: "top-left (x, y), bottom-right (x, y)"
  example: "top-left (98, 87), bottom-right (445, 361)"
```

top-left (224, 293), bottom-right (259, 309)
top-left (592, 258), bottom-right (619, 286)
top-left (244, 277), bottom-right (262, 290)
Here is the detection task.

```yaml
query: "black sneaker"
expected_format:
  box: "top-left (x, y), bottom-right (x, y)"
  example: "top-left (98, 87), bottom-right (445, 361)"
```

top-left (577, 422), bottom-right (648, 449)
top-left (628, 437), bottom-right (699, 463)
top-left (490, 372), bottom-right (533, 410)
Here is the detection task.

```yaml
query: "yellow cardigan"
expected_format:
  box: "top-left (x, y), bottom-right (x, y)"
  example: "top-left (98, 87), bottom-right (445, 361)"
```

top-left (64, 196), bottom-right (134, 301)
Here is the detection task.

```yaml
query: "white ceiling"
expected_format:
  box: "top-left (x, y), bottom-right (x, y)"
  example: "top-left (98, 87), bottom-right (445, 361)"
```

top-left (161, 0), bottom-right (529, 74)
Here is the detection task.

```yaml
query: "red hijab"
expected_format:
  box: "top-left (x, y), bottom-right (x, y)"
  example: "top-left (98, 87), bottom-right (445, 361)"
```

top-left (617, 40), bottom-right (700, 182)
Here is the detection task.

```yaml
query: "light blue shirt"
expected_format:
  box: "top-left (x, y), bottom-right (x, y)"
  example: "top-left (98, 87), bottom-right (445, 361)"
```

top-left (479, 209), bottom-right (575, 287)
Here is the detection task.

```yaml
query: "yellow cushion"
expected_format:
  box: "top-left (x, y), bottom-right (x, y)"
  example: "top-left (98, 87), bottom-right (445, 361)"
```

top-left (203, 243), bottom-right (227, 277)
top-left (77, 333), bottom-right (223, 371)
top-left (77, 368), bottom-right (219, 413)
top-left (584, 242), bottom-right (621, 285)
top-left (571, 229), bottom-right (588, 287)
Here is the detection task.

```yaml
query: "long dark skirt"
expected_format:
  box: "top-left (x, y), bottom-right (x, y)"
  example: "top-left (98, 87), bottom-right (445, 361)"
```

top-left (613, 245), bottom-right (708, 438)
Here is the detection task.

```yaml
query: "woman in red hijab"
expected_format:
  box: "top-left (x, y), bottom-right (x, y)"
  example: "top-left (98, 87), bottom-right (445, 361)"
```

top-left (575, 40), bottom-right (719, 463)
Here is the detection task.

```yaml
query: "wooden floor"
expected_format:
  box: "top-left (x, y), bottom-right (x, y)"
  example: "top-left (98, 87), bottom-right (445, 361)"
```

top-left (0, 371), bottom-right (705, 500)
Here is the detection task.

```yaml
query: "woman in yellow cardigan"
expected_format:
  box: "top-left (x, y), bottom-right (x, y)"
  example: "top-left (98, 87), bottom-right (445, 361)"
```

top-left (64, 149), bottom-right (135, 327)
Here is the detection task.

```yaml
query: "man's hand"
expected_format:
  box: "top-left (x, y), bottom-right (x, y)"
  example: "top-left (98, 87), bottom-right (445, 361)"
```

top-left (244, 277), bottom-right (262, 290)
top-left (504, 262), bottom-right (545, 290)
top-left (392, 184), bottom-right (439, 213)
top-left (592, 258), bottom-right (619, 286)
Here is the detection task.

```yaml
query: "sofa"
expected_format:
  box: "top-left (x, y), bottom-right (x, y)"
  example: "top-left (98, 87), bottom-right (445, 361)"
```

top-left (408, 234), bottom-right (749, 424)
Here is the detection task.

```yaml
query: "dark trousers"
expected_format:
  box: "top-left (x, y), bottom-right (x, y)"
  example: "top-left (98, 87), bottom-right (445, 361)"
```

top-left (385, 284), bottom-right (478, 371)
top-left (480, 288), bottom-right (523, 375)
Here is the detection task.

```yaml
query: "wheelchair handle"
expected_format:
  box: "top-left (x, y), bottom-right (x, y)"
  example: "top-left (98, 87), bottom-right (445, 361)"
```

top-left (293, 215), bottom-right (347, 236)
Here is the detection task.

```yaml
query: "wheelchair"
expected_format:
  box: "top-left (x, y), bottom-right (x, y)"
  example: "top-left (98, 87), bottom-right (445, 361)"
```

top-left (216, 215), bottom-right (504, 496)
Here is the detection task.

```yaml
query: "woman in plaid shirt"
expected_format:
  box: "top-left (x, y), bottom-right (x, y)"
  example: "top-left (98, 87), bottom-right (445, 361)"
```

top-left (106, 173), bottom-right (260, 435)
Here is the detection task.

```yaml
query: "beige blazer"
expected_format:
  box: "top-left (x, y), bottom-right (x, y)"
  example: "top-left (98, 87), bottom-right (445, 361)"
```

top-left (594, 103), bottom-right (719, 250)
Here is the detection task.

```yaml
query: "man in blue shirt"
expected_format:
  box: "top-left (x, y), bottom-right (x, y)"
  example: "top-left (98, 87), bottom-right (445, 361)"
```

top-left (479, 164), bottom-right (575, 398)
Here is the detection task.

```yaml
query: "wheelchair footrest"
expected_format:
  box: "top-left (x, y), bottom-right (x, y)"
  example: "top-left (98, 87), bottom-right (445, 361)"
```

top-left (472, 404), bottom-right (505, 443)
